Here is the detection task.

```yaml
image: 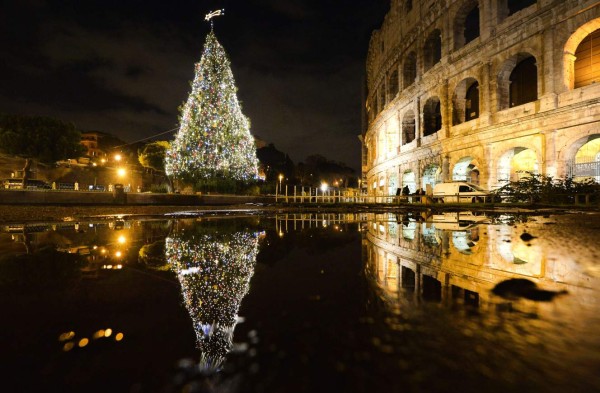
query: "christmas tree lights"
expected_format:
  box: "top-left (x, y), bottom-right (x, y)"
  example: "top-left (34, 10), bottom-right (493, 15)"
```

top-left (165, 29), bottom-right (259, 181)
top-left (165, 227), bottom-right (260, 370)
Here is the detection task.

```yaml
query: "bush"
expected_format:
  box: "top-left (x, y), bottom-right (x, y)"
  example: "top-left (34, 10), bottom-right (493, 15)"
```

top-left (493, 171), bottom-right (600, 203)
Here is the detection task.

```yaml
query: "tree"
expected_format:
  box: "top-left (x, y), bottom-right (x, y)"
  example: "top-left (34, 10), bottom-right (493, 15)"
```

top-left (139, 141), bottom-right (173, 192)
top-left (0, 113), bottom-right (85, 185)
top-left (138, 141), bottom-right (170, 173)
top-left (165, 29), bottom-right (259, 183)
top-left (0, 113), bottom-right (85, 163)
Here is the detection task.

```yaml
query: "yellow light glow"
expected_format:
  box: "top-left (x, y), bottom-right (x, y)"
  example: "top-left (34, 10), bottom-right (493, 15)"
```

top-left (63, 342), bottom-right (74, 352)
top-left (117, 235), bottom-right (126, 244)
top-left (117, 168), bottom-right (126, 177)
top-left (93, 330), bottom-right (105, 339)
top-left (115, 251), bottom-right (122, 258)
top-left (321, 182), bottom-right (329, 192)
top-left (59, 331), bottom-right (75, 342)
top-left (115, 333), bottom-right (124, 342)
top-left (105, 328), bottom-right (113, 337)
top-left (114, 154), bottom-right (122, 161)
top-left (78, 338), bottom-right (89, 348)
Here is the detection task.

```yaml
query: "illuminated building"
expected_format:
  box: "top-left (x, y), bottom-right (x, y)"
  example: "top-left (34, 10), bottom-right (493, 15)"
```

top-left (362, 0), bottom-right (600, 197)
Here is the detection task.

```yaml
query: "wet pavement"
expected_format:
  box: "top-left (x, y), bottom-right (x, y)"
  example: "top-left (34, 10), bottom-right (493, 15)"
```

top-left (0, 210), bottom-right (599, 393)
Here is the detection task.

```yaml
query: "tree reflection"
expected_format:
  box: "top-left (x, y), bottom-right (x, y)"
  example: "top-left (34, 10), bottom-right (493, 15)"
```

top-left (165, 220), bottom-right (260, 371)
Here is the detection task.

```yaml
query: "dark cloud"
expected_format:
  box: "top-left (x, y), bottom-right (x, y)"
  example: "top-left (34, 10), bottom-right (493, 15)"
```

top-left (0, 0), bottom-right (388, 171)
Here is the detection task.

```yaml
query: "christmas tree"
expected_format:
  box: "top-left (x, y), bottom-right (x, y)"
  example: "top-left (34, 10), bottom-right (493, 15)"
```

top-left (165, 28), bottom-right (259, 182)
top-left (165, 222), bottom-right (261, 371)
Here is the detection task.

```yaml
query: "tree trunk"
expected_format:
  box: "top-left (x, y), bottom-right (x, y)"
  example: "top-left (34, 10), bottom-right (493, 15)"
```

top-left (21, 158), bottom-right (32, 188)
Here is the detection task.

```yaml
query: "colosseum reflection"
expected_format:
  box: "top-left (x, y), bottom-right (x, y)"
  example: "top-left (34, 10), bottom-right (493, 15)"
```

top-left (364, 212), bottom-right (598, 312)
top-left (361, 0), bottom-right (600, 196)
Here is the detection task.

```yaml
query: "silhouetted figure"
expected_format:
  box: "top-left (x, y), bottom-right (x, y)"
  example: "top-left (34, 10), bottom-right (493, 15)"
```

top-left (402, 185), bottom-right (410, 195)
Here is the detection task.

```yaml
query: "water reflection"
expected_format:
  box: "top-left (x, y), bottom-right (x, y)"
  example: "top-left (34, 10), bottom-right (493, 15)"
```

top-left (363, 211), bottom-right (597, 311)
top-left (165, 219), bottom-right (262, 371)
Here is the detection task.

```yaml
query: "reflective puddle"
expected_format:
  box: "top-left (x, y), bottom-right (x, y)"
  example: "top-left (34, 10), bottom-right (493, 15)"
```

top-left (1, 211), bottom-right (599, 392)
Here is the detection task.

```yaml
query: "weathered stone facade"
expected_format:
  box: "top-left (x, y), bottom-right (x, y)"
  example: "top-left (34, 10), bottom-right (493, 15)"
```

top-left (362, 0), bottom-right (600, 197)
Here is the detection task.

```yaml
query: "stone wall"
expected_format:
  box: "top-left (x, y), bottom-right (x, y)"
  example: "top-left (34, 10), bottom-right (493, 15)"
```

top-left (363, 0), bottom-right (600, 196)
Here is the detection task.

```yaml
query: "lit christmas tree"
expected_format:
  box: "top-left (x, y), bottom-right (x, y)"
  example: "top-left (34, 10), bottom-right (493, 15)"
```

top-left (165, 26), bottom-right (259, 182)
top-left (165, 222), bottom-right (261, 371)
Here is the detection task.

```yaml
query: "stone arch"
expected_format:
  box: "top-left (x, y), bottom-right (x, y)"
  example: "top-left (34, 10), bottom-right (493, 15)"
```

top-left (561, 134), bottom-right (600, 181)
top-left (423, 29), bottom-right (442, 72)
top-left (403, 51), bottom-right (417, 89)
top-left (423, 97), bottom-right (442, 136)
top-left (452, 156), bottom-right (481, 184)
top-left (402, 110), bottom-right (416, 144)
top-left (453, 0), bottom-right (480, 50)
top-left (497, 147), bottom-right (540, 184)
top-left (497, 52), bottom-right (538, 110)
top-left (402, 170), bottom-right (417, 194)
top-left (564, 18), bottom-right (600, 90)
top-left (452, 77), bottom-right (479, 125)
top-left (422, 164), bottom-right (442, 192)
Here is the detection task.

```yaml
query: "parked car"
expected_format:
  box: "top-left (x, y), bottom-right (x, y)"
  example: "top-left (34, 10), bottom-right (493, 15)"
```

top-left (24, 179), bottom-right (52, 189)
top-left (3, 178), bottom-right (22, 189)
top-left (3, 179), bottom-right (51, 189)
top-left (432, 182), bottom-right (491, 203)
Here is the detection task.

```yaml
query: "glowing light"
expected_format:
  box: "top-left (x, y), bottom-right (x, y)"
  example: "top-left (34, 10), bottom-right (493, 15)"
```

top-left (115, 333), bottom-right (124, 342)
top-left (93, 330), bottom-right (105, 339)
top-left (105, 329), bottom-right (113, 337)
top-left (115, 251), bottom-right (122, 258)
top-left (117, 235), bottom-right (126, 244)
top-left (59, 331), bottom-right (75, 342)
top-left (164, 30), bottom-right (259, 181)
top-left (117, 168), bottom-right (126, 177)
top-left (165, 227), bottom-right (260, 371)
top-left (114, 154), bottom-right (122, 162)
top-left (321, 182), bottom-right (329, 192)
top-left (63, 342), bottom-right (74, 352)
top-left (78, 338), bottom-right (89, 348)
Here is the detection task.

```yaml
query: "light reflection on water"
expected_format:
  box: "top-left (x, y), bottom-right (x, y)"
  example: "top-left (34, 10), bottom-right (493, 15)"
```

top-left (0, 211), bottom-right (599, 392)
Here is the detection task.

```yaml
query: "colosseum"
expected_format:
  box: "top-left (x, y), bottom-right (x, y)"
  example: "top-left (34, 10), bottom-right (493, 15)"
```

top-left (361, 0), bottom-right (600, 198)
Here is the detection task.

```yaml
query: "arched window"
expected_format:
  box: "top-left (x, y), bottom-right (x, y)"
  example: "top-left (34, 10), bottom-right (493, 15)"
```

top-left (574, 28), bottom-right (600, 89)
top-left (388, 69), bottom-right (399, 101)
top-left (452, 78), bottom-right (479, 125)
top-left (402, 110), bottom-right (416, 144)
top-left (424, 97), bottom-right (442, 136)
top-left (424, 30), bottom-right (442, 72)
top-left (510, 56), bottom-right (537, 107)
top-left (379, 87), bottom-right (386, 111)
top-left (454, 2), bottom-right (480, 49)
top-left (464, 6), bottom-right (480, 45)
top-left (403, 52), bottom-right (417, 89)
top-left (465, 82), bottom-right (479, 121)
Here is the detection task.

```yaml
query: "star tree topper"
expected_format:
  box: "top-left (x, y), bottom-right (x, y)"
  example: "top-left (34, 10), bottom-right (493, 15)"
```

top-left (205, 9), bottom-right (225, 27)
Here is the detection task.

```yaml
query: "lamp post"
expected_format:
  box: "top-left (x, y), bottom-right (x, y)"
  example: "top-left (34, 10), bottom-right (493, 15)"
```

top-left (278, 174), bottom-right (283, 195)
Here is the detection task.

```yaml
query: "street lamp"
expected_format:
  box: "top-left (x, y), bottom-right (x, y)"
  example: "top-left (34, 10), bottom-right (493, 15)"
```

top-left (114, 154), bottom-right (122, 162)
top-left (278, 174), bottom-right (283, 194)
top-left (117, 167), bottom-right (126, 177)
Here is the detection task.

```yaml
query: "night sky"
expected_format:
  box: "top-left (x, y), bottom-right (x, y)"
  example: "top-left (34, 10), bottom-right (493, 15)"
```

top-left (0, 0), bottom-right (389, 171)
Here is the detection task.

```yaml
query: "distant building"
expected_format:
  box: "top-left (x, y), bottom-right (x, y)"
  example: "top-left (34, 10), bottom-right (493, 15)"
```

top-left (362, 0), bottom-right (600, 197)
top-left (80, 132), bottom-right (106, 159)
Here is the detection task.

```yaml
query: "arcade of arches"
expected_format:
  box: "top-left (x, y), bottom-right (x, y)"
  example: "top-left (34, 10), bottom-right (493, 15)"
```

top-left (363, 4), bottom-right (600, 197)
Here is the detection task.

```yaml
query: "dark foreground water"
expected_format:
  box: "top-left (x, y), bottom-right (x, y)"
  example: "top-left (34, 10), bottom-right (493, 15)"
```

top-left (1, 210), bottom-right (599, 393)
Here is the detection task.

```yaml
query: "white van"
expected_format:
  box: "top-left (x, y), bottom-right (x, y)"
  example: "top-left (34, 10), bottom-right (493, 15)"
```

top-left (432, 182), bottom-right (491, 203)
